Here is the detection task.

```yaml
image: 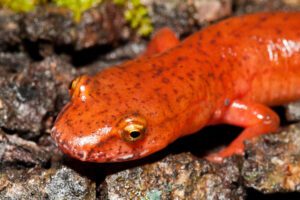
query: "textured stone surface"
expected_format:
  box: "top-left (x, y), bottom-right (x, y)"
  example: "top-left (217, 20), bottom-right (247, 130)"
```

top-left (0, 55), bottom-right (75, 135)
top-left (0, 1), bottom-right (300, 200)
top-left (242, 123), bottom-right (300, 193)
top-left (285, 101), bottom-right (300, 122)
top-left (99, 153), bottom-right (244, 200)
top-left (0, 166), bottom-right (95, 200)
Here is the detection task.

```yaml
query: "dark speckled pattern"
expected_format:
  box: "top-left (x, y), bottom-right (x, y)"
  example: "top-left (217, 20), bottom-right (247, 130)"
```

top-left (52, 12), bottom-right (300, 162)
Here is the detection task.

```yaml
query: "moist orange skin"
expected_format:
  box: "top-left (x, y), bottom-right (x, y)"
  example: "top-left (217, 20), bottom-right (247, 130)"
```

top-left (52, 12), bottom-right (300, 162)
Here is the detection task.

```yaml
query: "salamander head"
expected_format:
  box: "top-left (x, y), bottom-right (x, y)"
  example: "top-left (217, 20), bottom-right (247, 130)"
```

top-left (51, 71), bottom-right (176, 162)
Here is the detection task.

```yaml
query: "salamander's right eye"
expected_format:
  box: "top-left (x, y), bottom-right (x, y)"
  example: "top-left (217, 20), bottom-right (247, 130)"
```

top-left (69, 77), bottom-right (81, 97)
top-left (68, 75), bottom-right (89, 99)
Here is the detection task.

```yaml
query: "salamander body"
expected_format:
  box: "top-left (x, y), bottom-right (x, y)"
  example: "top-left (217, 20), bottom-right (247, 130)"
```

top-left (52, 12), bottom-right (300, 162)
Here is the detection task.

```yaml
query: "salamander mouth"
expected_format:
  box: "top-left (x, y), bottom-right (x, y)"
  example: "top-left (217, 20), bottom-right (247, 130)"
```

top-left (51, 126), bottom-right (139, 162)
top-left (51, 126), bottom-right (92, 161)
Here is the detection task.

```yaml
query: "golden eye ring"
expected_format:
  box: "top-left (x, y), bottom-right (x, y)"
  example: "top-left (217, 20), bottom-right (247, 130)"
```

top-left (68, 75), bottom-right (88, 98)
top-left (69, 77), bottom-right (81, 97)
top-left (117, 114), bottom-right (147, 142)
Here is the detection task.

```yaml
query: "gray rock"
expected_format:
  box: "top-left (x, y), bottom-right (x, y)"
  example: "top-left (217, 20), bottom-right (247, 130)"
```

top-left (99, 153), bottom-right (244, 200)
top-left (242, 123), bottom-right (300, 193)
top-left (0, 166), bottom-right (95, 200)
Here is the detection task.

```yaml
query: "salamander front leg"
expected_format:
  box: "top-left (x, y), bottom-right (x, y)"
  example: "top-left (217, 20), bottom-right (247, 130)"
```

top-left (142, 27), bottom-right (179, 56)
top-left (207, 100), bottom-right (280, 162)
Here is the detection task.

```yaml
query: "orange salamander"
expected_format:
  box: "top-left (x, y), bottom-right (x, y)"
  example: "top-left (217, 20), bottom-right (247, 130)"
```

top-left (51, 12), bottom-right (300, 162)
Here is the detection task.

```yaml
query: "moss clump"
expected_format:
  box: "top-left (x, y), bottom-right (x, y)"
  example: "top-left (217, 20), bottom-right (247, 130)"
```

top-left (0, 0), bottom-right (41, 12)
top-left (123, 0), bottom-right (153, 36)
top-left (0, 0), bottom-right (153, 36)
top-left (53, 0), bottom-right (102, 21)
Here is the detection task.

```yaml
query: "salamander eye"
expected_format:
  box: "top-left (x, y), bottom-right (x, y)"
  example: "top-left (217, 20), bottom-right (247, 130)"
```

top-left (117, 114), bottom-right (147, 142)
top-left (69, 77), bottom-right (81, 97)
top-left (68, 75), bottom-right (89, 98)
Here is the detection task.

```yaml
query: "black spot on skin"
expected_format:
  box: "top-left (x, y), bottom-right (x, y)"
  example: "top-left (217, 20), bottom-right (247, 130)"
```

top-left (186, 72), bottom-right (194, 81)
top-left (151, 63), bottom-right (157, 69)
top-left (154, 88), bottom-right (161, 93)
top-left (210, 39), bottom-right (216, 45)
top-left (152, 68), bottom-right (163, 78)
top-left (197, 40), bottom-right (202, 47)
top-left (176, 56), bottom-right (187, 61)
top-left (65, 119), bottom-right (72, 127)
top-left (134, 83), bottom-right (141, 88)
top-left (215, 31), bottom-right (222, 37)
top-left (188, 44), bottom-right (193, 48)
top-left (198, 35), bottom-right (203, 41)
top-left (275, 28), bottom-right (282, 35)
top-left (93, 80), bottom-right (99, 85)
top-left (132, 97), bottom-right (138, 101)
top-left (195, 58), bottom-right (202, 64)
top-left (233, 33), bottom-right (241, 38)
top-left (162, 77), bottom-right (170, 84)
top-left (86, 122), bottom-right (91, 127)
top-left (77, 151), bottom-right (85, 159)
top-left (242, 55), bottom-right (250, 61)
top-left (198, 50), bottom-right (209, 57)
top-left (84, 78), bottom-right (91, 85)
top-left (134, 73), bottom-right (141, 78)
top-left (207, 72), bottom-right (214, 78)
top-left (177, 76), bottom-right (184, 81)
top-left (259, 16), bottom-right (268, 22)
top-left (283, 15), bottom-right (290, 21)
top-left (107, 84), bottom-right (114, 88)
top-left (176, 95), bottom-right (186, 103)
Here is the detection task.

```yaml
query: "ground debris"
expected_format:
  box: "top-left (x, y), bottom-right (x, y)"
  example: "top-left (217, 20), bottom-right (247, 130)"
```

top-left (99, 153), bottom-right (244, 200)
top-left (0, 166), bottom-right (95, 200)
top-left (242, 123), bottom-right (300, 193)
top-left (0, 55), bottom-right (75, 135)
top-left (0, 130), bottom-right (49, 168)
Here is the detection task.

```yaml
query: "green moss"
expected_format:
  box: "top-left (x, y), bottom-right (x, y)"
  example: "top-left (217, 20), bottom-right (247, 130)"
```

top-left (112, 0), bottom-right (126, 6)
top-left (0, 0), bottom-right (153, 36)
top-left (0, 0), bottom-right (40, 12)
top-left (53, 0), bottom-right (102, 21)
top-left (124, 0), bottom-right (153, 36)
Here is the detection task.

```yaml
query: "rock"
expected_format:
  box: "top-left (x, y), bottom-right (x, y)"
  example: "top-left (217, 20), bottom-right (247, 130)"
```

top-left (0, 166), bottom-right (95, 200)
top-left (233, 0), bottom-right (300, 14)
top-left (99, 153), bottom-right (244, 200)
top-left (242, 123), bottom-right (300, 193)
top-left (22, 2), bottom-right (128, 50)
top-left (147, 0), bottom-right (232, 35)
top-left (0, 130), bottom-right (49, 168)
top-left (0, 9), bottom-right (21, 51)
top-left (285, 101), bottom-right (300, 122)
top-left (0, 55), bottom-right (75, 135)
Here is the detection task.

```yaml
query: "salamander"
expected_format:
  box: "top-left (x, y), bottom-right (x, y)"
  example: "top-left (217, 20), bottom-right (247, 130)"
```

top-left (51, 12), bottom-right (300, 162)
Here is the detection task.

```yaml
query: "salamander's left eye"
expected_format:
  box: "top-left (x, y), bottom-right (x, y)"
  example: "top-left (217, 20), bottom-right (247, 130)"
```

top-left (117, 114), bottom-right (147, 142)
